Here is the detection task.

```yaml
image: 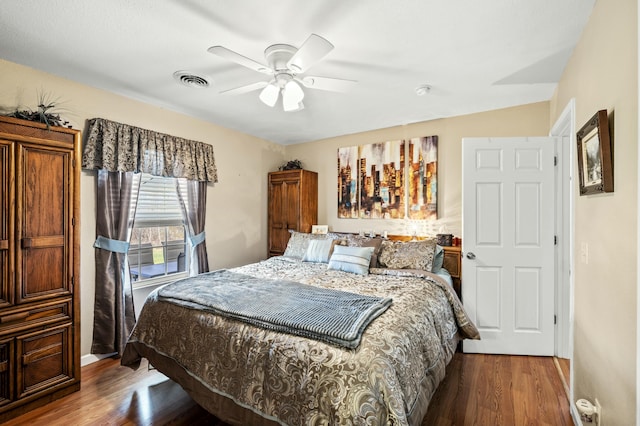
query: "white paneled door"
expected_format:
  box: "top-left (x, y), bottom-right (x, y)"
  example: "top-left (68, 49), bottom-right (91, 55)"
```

top-left (462, 137), bottom-right (556, 355)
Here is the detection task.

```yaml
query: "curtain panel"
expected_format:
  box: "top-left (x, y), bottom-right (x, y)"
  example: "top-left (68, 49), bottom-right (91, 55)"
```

top-left (91, 170), bottom-right (139, 355)
top-left (82, 117), bottom-right (218, 183)
top-left (177, 180), bottom-right (210, 275)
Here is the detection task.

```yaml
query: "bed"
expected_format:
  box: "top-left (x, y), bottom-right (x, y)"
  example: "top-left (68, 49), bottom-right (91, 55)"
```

top-left (121, 233), bottom-right (479, 425)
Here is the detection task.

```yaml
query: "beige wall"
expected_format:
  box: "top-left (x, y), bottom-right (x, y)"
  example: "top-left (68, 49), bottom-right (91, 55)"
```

top-left (0, 59), bottom-right (285, 357)
top-left (286, 102), bottom-right (550, 238)
top-left (550, 0), bottom-right (638, 423)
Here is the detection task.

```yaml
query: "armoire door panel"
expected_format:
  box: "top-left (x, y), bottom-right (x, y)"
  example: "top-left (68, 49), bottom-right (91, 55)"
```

top-left (0, 141), bottom-right (13, 307)
top-left (16, 145), bottom-right (72, 303)
top-left (268, 179), bottom-right (287, 255)
top-left (19, 147), bottom-right (68, 238)
top-left (0, 338), bottom-right (14, 407)
top-left (21, 247), bottom-right (67, 299)
top-left (17, 324), bottom-right (72, 398)
top-left (284, 180), bottom-right (301, 231)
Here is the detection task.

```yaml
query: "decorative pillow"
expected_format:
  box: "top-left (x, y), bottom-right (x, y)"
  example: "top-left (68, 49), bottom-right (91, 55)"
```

top-left (327, 245), bottom-right (375, 275)
top-left (378, 239), bottom-right (437, 271)
top-left (283, 231), bottom-right (327, 259)
top-left (432, 245), bottom-right (444, 273)
top-left (302, 239), bottom-right (337, 263)
top-left (326, 231), bottom-right (348, 241)
top-left (346, 235), bottom-right (383, 268)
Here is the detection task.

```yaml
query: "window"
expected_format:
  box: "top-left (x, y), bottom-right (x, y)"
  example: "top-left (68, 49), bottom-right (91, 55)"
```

top-left (128, 174), bottom-right (189, 286)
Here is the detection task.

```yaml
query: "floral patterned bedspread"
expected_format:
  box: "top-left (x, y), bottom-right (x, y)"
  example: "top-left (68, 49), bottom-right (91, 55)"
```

top-left (122, 257), bottom-right (479, 426)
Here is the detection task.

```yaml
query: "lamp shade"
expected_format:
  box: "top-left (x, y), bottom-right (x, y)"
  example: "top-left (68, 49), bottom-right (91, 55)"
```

top-left (259, 83), bottom-right (280, 107)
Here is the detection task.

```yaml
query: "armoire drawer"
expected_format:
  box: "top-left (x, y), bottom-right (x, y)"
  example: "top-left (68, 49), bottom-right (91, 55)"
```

top-left (0, 300), bottom-right (72, 335)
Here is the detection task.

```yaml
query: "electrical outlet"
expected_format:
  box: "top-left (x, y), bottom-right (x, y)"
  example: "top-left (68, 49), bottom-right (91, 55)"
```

top-left (595, 398), bottom-right (601, 426)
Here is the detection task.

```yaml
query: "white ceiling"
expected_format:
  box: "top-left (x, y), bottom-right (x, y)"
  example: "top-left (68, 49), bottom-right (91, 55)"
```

top-left (0, 0), bottom-right (595, 145)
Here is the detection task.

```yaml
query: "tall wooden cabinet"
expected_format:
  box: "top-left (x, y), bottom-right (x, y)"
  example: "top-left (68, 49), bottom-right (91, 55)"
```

top-left (0, 116), bottom-right (80, 421)
top-left (268, 170), bottom-right (318, 257)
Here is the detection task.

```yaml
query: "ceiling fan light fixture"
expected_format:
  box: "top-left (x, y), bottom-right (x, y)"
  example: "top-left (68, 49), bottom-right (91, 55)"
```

top-left (282, 80), bottom-right (305, 112)
top-left (284, 80), bottom-right (305, 103)
top-left (283, 100), bottom-right (304, 112)
top-left (210, 34), bottom-right (351, 112)
top-left (259, 83), bottom-right (280, 107)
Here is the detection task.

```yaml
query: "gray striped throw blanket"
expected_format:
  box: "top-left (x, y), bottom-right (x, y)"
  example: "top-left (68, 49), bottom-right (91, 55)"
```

top-left (157, 269), bottom-right (392, 349)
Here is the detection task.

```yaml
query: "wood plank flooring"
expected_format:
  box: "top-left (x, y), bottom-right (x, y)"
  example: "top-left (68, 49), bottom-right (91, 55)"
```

top-left (5, 353), bottom-right (573, 426)
top-left (424, 353), bottom-right (573, 426)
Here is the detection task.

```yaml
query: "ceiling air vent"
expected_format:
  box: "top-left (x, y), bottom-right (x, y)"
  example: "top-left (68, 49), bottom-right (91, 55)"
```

top-left (173, 71), bottom-right (210, 89)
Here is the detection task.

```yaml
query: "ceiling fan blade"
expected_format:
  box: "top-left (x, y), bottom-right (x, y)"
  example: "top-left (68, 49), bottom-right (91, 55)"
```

top-left (287, 34), bottom-right (334, 73)
top-left (300, 76), bottom-right (357, 92)
top-left (207, 46), bottom-right (273, 75)
top-left (219, 81), bottom-right (269, 95)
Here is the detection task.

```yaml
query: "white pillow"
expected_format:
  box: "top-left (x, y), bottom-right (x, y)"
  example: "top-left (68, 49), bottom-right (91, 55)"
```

top-left (328, 245), bottom-right (375, 275)
top-left (302, 239), bottom-right (335, 263)
top-left (283, 231), bottom-right (326, 259)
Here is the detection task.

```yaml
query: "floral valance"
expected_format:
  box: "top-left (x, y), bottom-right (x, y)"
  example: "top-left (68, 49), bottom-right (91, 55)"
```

top-left (82, 118), bottom-right (218, 182)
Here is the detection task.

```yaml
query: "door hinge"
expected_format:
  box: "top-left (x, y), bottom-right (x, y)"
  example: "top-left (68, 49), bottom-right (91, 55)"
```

top-left (554, 156), bottom-right (558, 166)
top-left (554, 235), bottom-right (557, 245)
top-left (554, 315), bottom-right (557, 325)
top-left (72, 158), bottom-right (76, 168)
top-left (72, 217), bottom-right (75, 226)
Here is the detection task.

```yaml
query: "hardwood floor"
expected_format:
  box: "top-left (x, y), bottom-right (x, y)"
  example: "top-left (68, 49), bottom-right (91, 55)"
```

top-left (5, 353), bottom-right (573, 426)
top-left (424, 353), bottom-right (574, 426)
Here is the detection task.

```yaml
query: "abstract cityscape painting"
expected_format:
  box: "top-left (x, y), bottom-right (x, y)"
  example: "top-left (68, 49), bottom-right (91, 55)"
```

top-left (338, 137), bottom-right (436, 220)
top-left (408, 136), bottom-right (438, 220)
top-left (338, 141), bottom-right (406, 219)
top-left (337, 145), bottom-right (359, 218)
top-left (359, 140), bottom-right (405, 219)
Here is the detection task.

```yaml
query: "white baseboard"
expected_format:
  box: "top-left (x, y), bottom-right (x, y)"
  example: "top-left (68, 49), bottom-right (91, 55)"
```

top-left (81, 352), bottom-right (116, 367)
top-left (571, 402), bottom-right (584, 426)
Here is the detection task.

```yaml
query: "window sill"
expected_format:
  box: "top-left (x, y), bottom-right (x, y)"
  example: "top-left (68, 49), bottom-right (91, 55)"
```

top-left (132, 272), bottom-right (188, 290)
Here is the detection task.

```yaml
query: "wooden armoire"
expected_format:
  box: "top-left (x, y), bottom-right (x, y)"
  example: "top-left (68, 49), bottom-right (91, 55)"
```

top-left (0, 116), bottom-right (80, 421)
top-left (268, 169), bottom-right (318, 257)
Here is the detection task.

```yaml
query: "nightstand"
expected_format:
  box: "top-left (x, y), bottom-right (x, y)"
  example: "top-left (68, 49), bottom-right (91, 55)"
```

top-left (442, 246), bottom-right (462, 299)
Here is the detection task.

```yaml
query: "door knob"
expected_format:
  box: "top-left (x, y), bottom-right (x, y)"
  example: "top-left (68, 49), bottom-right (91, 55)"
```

top-left (466, 252), bottom-right (476, 260)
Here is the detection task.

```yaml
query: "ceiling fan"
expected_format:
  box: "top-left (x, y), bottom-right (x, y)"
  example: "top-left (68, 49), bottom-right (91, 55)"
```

top-left (208, 34), bottom-right (356, 112)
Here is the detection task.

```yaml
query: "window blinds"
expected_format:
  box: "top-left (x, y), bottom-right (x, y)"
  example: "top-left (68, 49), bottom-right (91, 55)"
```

top-left (133, 173), bottom-right (187, 228)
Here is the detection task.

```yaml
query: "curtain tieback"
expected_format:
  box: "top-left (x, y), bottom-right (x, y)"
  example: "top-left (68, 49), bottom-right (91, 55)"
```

top-left (94, 235), bottom-right (130, 253)
top-left (189, 231), bottom-right (206, 247)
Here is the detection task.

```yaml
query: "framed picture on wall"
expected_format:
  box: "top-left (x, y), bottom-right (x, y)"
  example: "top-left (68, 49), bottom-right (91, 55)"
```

top-left (576, 109), bottom-right (613, 195)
